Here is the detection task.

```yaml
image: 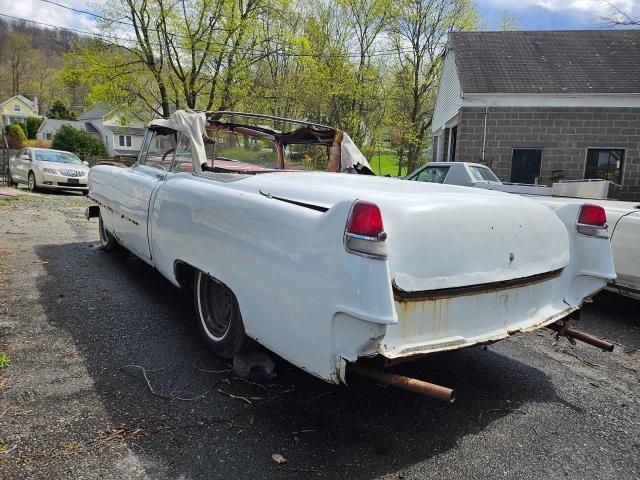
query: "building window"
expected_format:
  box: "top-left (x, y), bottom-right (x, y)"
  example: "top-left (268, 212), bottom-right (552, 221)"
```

top-left (119, 135), bottom-right (132, 147)
top-left (585, 149), bottom-right (624, 185)
top-left (511, 148), bottom-right (542, 184)
top-left (13, 104), bottom-right (20, 112)
top-left (45, 132), bottom-right (52, 140)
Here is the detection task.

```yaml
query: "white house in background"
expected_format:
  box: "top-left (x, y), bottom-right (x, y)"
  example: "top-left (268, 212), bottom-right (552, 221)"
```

top-left (0, 95), bottom-right (39, 128)
top-left (79, 107), bottom-right (145, 159)
top-left (36, 119), bottom-right (91, 141)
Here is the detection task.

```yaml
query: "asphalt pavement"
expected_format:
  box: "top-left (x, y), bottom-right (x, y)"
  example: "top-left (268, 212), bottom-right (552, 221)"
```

top-left (0, 191), bottom-right (638, 479)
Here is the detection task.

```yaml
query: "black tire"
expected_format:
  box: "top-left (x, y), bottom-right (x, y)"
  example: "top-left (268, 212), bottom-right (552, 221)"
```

top-left (193, 271), bottom-right (247, 358)
top-left (28, 171), bottom-right (38, 192)
top-left (6, 168), bottom-right (17, 187)
top-left (98, 212), bottom-right (118, 251)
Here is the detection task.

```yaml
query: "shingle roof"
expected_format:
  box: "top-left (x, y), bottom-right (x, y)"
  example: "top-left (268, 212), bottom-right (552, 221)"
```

top-left (84, 122), bottom-right (100, 134)
top-left (79, 107), bottom-right (108, 120)
top-left (450, 30), bottom-right (640, 94)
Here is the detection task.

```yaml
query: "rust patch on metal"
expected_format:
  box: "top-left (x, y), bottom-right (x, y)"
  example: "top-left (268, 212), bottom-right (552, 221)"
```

top-left (393, 268), bottom-right (564, 302)
top-left (547, 322), bottom-right (614, 352)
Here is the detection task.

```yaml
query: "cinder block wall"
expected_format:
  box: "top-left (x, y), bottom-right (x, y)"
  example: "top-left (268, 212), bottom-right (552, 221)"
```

top-left (456, 107), bottom-right (640, 201)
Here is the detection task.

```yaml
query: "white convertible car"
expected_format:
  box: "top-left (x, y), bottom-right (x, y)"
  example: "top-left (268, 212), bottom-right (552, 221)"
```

top-left (86, 111), bottom-right (616, 400)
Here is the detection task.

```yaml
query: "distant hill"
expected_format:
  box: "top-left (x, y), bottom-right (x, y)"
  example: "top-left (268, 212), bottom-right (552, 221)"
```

top-left (0, 18), bottom-right (88, 114)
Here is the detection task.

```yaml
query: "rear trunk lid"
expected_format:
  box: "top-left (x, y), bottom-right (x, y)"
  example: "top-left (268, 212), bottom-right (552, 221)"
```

top-left (250, 172), bottom-right (570, 290)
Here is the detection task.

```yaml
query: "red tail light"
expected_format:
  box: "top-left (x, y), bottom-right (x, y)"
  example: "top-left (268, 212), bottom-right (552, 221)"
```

top-left (345, 200), bottom-right (387, 258)
top-left (346, 201), bottom-right (385, 239)
top-left (578, 204), bottom-right (607, 227)
top-left (577, 204), bottom-right (608, 238)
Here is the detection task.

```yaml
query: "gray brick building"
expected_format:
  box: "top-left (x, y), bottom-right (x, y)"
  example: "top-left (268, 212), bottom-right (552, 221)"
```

top-left (431, 31), bottom-right (640, 201)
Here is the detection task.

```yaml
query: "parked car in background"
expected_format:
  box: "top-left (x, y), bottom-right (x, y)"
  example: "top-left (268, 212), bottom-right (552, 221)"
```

top-left (7, 148), bottom-right (90, 194)
top-left (85, 110), bottom-right (615, 400)
top-left (407, 161), bottom-right (640, 301)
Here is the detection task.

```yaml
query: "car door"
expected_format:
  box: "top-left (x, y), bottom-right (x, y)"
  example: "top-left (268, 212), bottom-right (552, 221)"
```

top-left (8, 149), bottom-right (21, 181)
top-left (14, 148), bottom-right (31, 182)
top-left (111, 129), bottom-right (176, 261)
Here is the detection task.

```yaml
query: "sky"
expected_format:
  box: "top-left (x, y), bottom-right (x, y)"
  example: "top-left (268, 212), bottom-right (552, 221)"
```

top-left (0, 0), bottom-right (638, 33)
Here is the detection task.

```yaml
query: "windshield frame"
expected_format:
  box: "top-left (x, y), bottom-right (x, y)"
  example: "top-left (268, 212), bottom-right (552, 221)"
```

top-left (203, 125), bottom-right (283, 173)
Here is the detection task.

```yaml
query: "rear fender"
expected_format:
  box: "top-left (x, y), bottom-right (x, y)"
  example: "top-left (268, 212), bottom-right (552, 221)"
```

top-left (551, 203), bottom-right (616, 306)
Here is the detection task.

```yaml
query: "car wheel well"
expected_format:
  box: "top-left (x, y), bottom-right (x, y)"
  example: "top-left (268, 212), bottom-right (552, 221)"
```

top-left (174, 260), bottom-right (197, 291)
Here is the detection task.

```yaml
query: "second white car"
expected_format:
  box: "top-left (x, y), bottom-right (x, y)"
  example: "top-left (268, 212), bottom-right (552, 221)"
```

top-left (7, 148), bottom-right (90, 194)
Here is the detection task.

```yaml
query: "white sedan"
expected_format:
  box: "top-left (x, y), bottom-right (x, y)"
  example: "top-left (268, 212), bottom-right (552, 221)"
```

top-left (85, 111), bottom-right (615, 400)
top-left (7, 148), bottom-right (90, 194)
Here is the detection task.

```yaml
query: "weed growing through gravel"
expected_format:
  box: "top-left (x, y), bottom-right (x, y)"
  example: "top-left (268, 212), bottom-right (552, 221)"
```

top-left (0, 353), bottom-right (11, 369)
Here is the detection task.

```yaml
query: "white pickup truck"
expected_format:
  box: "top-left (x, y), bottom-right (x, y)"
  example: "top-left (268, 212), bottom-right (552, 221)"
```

top-left (407, 162), bottom-right (640, 301)
top-left (86, 111), bottom-right (616, 400)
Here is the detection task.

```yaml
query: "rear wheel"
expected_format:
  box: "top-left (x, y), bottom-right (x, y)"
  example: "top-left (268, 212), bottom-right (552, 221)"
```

top-left (193, 271), bottom-right (247, 358)
top-left (98, 212), bottom-right (117, 251)
top-left (28, 171), bottom-right (38, 192)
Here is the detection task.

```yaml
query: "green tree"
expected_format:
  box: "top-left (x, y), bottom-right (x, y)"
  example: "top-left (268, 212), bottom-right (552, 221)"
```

top-left (52, 125), bottom-right (107, 157)
top-left (389, 0), bottom-right (478, 172)
top-left (5, 123), bottom-right (27, 149)
top-left (24, 117), bottom-right (44, 139)
top-left (47, 100), bottom-right (77, 120)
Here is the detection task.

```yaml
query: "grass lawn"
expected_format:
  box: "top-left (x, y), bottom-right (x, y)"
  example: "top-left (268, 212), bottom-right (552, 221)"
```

top-left (368, 153), bottom-right (408, 177)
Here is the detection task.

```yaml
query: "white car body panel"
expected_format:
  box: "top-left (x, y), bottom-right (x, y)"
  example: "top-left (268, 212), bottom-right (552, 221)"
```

top-left (408, 161), bottom-right (640, 301)
top-left (89, 161), bottom-right (616, 383)
top-left (524, 196), bottom-right (640, 300)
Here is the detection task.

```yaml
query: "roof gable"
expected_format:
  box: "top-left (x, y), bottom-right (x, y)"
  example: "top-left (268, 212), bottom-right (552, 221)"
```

top-left (450, 30), bottom-right (640, 95)
top-left (37, 119), bottom-right (86, 133)
top-left (0, 95), bottom-right (36, 110)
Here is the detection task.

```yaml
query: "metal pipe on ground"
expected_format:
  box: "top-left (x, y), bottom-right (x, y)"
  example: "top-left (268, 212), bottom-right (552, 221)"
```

top-left (547, 323), bottom-right (614, 352)
top-left (349, 364), bottom-right (455, 402)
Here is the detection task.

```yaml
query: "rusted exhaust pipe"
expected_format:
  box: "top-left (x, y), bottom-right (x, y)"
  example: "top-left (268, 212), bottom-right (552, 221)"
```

top-left (349, 364), bottom-right (455, 402)
top-left (547, 323), bottom-right (614, 352)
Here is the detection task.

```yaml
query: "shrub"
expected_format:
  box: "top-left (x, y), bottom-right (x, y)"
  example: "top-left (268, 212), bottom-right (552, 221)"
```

top-left (23, 139), bottom-right (52, 148)
top-left (47, 100), bottom-right (77, 121)
top-left (5, 123), bottom-right (27, 149)
top-left (24, 117), bottom-right (44, 139)
top-left (52, 125), bottom-right (107, 157)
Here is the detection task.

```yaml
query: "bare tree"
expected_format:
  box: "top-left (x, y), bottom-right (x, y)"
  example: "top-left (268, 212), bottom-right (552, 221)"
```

top-left (601, 3), bottom-right (639, 27)
top-left (498, 11), bottom-right (522, 31)
top-left (7, 32), bottom-right (35, 96)
top-left (158, 0), bottom-right (226, 109)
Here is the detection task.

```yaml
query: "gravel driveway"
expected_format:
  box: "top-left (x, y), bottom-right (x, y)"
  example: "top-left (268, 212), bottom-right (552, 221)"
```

top-left (0, 191), bottom-right (639, 479)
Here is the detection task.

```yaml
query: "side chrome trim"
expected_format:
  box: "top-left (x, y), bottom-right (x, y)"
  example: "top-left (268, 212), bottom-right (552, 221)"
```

top-left (393, 268), bottom-right (564, 302)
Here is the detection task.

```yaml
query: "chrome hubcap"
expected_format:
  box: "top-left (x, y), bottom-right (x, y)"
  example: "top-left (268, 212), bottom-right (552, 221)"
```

top-left (198, 274), bottom-right (233, 340)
